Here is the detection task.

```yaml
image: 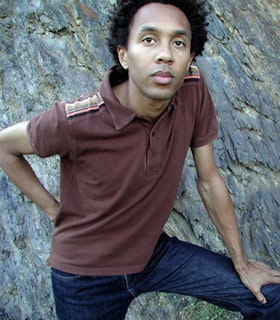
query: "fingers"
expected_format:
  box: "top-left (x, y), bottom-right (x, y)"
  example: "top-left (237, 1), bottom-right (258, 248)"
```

top-left (249, 262), bottom-right (280, 303)
top-left (254, 290), bottom-right (267, 304)
top-left (270, 268), bottom-right (280, 284)
top-left (261, 265), bottom-right (280, 283)
top-left (249, 260), bottom-right (280, 283)
top-left (272, 270), bottom-right (280, 278)
top-left (239, 260), bottom-right (280, 304)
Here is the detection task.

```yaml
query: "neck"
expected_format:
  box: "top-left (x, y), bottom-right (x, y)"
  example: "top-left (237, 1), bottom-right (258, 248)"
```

top-left (113, 81), bottom-right (170, 122)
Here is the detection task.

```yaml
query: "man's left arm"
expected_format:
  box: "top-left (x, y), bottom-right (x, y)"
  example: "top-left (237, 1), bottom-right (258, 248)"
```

top-left (192, 143), bottom-right (280, 304)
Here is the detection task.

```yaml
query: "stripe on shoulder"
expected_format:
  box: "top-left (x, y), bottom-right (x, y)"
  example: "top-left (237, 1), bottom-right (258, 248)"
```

top-left (65, 92), bottom-right (105, 119)
top-left (184, 65), bottom-right (200, 82)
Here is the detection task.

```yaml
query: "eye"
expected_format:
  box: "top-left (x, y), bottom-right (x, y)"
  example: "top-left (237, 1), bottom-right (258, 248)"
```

top-left (173, 40), bottom-right (186, 48)
top-left (142, 37), bottom-right (156, 46)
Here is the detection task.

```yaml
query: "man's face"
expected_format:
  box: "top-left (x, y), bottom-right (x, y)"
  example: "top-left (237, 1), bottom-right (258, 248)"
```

top-left (118, 3), bottom-right (195, 104)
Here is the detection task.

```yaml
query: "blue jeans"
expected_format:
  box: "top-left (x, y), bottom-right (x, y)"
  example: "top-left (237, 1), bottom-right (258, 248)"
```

top-left (51, 233), bottom-right (280, 320)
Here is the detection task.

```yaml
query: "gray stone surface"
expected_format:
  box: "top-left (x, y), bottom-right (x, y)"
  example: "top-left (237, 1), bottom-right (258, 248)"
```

top-left (0, 0), bottom-right (279, 319)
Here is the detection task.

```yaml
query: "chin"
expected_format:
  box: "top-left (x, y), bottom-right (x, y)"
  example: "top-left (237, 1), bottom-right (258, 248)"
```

top-left (147, 88), bottom-right (176, 101)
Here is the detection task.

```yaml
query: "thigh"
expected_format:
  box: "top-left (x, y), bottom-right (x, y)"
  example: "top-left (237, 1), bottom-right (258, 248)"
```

top-left (51, 268), bottom-right (133, 320)
top-left (128, 234), bottom-right (280, 319)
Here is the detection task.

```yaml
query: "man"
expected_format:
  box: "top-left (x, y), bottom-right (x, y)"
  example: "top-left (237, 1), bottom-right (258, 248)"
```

top-left (0, 0), bottom-right (280, 319)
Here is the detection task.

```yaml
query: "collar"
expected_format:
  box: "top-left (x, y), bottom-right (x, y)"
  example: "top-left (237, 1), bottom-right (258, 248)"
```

top-left (99, 67), bottom-right (179, 130)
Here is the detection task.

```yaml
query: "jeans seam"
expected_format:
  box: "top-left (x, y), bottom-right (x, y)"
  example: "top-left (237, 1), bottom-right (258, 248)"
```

top-left (51, 268), bottom-right (84, 281)
top-left (124, 275), bottom-right (137, 298)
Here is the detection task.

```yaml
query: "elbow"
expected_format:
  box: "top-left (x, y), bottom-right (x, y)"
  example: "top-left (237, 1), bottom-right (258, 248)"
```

top-left (196, 178), bottom-right (210, 199)
top-left (0, 141), bottom-right (21, 169)
top-left (196, 172), bottom-right (225, 198)
top-left (0, 140), bottom-right (8, 167)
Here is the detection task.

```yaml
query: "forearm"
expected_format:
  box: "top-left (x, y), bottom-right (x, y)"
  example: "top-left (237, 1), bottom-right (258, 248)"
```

top-left (0, 121), bottom-right (59, 221)
top-left (192, 144), bottom-right (280, 303)
top-left (0, 149), bottom-right (58, 221)
top-left (197, 174), bottom-right (247, 270)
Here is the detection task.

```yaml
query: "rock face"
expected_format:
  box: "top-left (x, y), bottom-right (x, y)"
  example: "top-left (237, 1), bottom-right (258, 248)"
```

top-left (0, 0), bottom-right (279, 319)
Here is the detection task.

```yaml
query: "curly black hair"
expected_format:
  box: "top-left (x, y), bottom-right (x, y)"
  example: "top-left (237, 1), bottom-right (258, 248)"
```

top-left (107, 0), bottom-right (209, 77)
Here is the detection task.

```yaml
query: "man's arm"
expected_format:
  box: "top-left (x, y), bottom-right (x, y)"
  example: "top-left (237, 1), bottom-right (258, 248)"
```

top-left (0, 121), bottom-right (59, 222)
top-left (192, 143), bottom-right (280, 304)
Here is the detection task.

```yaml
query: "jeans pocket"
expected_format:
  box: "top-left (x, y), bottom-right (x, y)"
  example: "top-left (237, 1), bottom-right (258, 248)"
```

top-left (51, 268), bottom-right (83, 281)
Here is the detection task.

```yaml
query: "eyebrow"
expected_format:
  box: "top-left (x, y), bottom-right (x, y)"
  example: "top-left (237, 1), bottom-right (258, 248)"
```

top-left (138, 26), bottom-right (189, 38)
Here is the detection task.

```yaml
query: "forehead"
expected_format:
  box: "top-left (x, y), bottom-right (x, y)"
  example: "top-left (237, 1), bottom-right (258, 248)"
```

top-left (129, 3), bottom-right (192, 38)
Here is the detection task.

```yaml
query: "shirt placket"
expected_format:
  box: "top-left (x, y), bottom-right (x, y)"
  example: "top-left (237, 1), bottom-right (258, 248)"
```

top-left (147, 129), bottom-right (160, 177)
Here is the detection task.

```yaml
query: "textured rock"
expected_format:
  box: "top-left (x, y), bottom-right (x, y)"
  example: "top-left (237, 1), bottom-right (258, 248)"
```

top-left (0, 0), bottom-right (279, 319)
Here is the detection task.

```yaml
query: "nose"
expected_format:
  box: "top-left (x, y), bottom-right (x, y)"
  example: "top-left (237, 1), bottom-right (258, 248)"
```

top-left (156, 43), bottom-right (174, 64)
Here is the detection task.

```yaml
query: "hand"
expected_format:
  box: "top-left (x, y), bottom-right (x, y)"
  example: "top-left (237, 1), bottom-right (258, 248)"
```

top-left (44, 197), bottom-right (60, 223)
top-left (236, 259), bottom-right (280, 304)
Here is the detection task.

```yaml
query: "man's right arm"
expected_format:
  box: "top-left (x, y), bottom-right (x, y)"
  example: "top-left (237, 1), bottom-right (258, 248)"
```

top-left (0, 121), bottom-right (59, 222)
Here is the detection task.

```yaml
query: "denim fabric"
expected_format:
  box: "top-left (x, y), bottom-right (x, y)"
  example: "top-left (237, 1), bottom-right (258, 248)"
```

top-left (51, 233), bottom-right (280, 320)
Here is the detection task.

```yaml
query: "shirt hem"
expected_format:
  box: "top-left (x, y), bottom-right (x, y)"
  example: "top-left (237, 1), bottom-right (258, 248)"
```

top-left (191, 131), bottom-right (218, 148)
top-left (47, 257), bottom-right (147, 276)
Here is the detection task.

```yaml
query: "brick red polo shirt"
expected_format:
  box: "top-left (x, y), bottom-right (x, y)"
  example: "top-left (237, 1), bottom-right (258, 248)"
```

top-left (28, 66), bottom-right (218, 276)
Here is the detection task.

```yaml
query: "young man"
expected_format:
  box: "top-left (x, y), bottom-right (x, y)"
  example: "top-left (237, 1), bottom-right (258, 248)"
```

top-left (0, 0), bottom-right (280, 319)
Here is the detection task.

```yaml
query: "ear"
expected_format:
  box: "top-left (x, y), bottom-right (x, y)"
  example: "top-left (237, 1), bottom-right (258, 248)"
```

top-left (187, 52), bottom-right (196, 69)
top-left (117, 46), bottom-right (128, 70)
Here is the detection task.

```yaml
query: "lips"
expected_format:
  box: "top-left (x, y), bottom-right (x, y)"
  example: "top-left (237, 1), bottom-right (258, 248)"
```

top-left (151, 70), bottom-right (175, 85)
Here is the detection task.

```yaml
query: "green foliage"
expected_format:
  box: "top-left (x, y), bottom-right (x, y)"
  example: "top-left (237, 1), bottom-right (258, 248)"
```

top-left (180, 299), bottom-right (241, 320)
top-left (137, 292), bottom-right (243, 320)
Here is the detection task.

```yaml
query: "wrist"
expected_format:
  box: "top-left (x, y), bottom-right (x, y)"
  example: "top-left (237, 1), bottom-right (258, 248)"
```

top-left (232, 252), bottom-right (249, 274)
top-left (43, 197), bottom-right (59, 222)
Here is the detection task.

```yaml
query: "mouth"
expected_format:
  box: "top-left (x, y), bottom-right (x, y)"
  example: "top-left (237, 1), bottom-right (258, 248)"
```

top-left (151, 70), bottom-right (175, 85)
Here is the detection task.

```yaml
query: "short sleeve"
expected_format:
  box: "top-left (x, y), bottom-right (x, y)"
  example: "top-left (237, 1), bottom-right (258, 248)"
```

top-left (27, 101), bottom-right (73, 158)
top-left (190, 74), bottom-right (218, 148)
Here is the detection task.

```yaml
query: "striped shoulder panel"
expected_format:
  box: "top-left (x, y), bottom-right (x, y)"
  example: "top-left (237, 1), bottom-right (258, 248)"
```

top-left (184, 65), bottom-right (200, 82)
top-left (65, 92), bottom-right (105, 119)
